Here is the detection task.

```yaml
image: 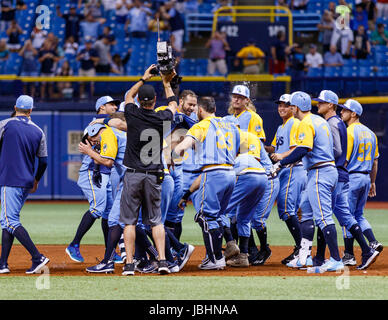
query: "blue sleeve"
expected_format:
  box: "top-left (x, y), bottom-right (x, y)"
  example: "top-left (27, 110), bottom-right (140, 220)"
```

top-left (280, 146), bottom-right (309, 166)
top-left (35, 156), bottom-right (48, 182)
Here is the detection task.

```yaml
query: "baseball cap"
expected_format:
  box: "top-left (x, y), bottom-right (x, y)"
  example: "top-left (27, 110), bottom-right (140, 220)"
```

top-left (289, 91), bottom-right (311, 111)
top-left (138, 84), bottom-right (156, 102)
top-left (95, 96), bottom-right (120, 111)
top-left (340, 99), bottom-right (363, 116)
top-left (118, 101), bottom-right (125, 112)
top-left (15, 95), bottom-right (34, 110)
top-left (312, 90), bottom-right (338, 105)
top-left (86, 123), bottom-right (105, 137)
top-left (275, 94), bottom-right (291, 104)
top-left (232, 85), bottom-right (250, 99)
top-left (84, 36), bottom-right (93, 43)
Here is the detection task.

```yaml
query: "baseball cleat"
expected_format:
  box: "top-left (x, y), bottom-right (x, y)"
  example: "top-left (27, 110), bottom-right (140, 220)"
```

top-left (319, 257), bottom-right (345, 272)
top-left (199, 256), bottom-right (226, 270)
top-left (370, 241), bottom-right (384, 253)
top-left (137, 259), bottom-right (158, 273)
top-left (342, 253), bottom-right (357, 266)
top-left (0, 263), bottom-right (10, 274)
top-left (178, 243), bottom-right (195, 271)
top-left (298, 256), bottom-right (313, 270)
top-left (26, 255), bottom-right (50, 274)
top-left (356, 249), bottom-right (380, 270)
top-left (252, 245), bottom-right (272, 266)
top-left (227, 253), bottom-right (249, 267)
top-left (224, 240), bottom-right (240, 260)
top-left (312, 256), bottom-right (326, 267)
top-left (286, 257), bottom-right (305, 269)
top-left (113, 252), bottom-right (124, 264)
top-left (65, 244), bottom-right (84, 263)
top-left (168, 260), bottom-right (180, 273)
top-left (122, 263), bottom-right (135, 276)
top-left (158, 260), bottom-right (171, 275)
top-left (281, 245), bottom-right (300, 265)
top-left (86, 261), bottom-right (114, 273)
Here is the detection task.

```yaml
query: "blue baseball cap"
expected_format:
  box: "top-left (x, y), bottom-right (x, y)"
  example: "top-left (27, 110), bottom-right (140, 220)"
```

top-left (15, 95), bottom-right (34, 110)
top-left (86, 123), bottom-right (105, 137)
top-left (275, 93), bottom-right (291, 104)
top-left (232, 85), bottom-right (250, 99)
top-left (340, 99), bottom-right (363, 116)
top-left (289, 91), bottom-right (311, 111)
top-left (312, 90), bottom-right (339, 105)
top-left (95, 96), bottom-right (120, 111)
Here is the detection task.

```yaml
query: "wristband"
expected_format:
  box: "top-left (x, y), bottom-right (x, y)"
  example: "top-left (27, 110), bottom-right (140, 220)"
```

top-left (167, 95), bottom-right (178, 104)
top-left (182, 190), bottom-right (193, 201)
top-left (139, 78), bottom-right (146, 84)
top-left (103, 118), bottom-right (110, 125)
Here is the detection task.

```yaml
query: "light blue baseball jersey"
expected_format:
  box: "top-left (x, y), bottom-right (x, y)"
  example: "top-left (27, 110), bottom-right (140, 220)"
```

top-left (271, 116), bottom-right (300, 153)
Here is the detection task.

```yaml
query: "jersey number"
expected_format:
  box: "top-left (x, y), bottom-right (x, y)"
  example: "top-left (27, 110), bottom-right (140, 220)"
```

top-left (357, 142), bottom-right (372, 162)
top-left (216, 130), bottom-right (234, 151)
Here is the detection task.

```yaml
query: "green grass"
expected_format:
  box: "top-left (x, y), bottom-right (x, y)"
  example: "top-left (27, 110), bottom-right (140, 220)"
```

top-left (0, 276), bottom-right (387, 300)
top-left (17, 202), bottom-right (388, 246)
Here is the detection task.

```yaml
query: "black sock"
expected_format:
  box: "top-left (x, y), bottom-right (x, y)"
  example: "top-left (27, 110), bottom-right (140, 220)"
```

top-left (174, 222), bottom-right (182, 241)
top-left (322, 224), bottom-right (340, 261)
top-left (223, 226), bottom-right (234, 243)
top-left (70, 210), bottom-right (96, 246)
top-left (350, 224), bottom-right (370, 254)
top-left (0, 229), bottom-right (14, 264)
top-left (118, 234), bottom-right (125, 257)
top-left (239, 236), bottom-right (249, 254)
top-left (285, 215), bottom-right (302, 246)
top-left (248, 231), bottom-right (259, 255)
top-left (209, 227), bottom-right (223, 260)
top-left (363, 228), bottom-right (377, 243)
top-left (165, 227), bottom-right (184, 252)
top-left (102, 225), bottom-right (123, 263)
top-left (230, 221), bottom-right (238, 242)
top-left (136, 226), bottom-right (158, 260)
top-left (13, 226), bottom-right (40, 261)
top-left (315, 227), bottom-right (326, 261)
top-left (300, 220), bottom-right (315, 241)
top-left (256, 227), bottom-right (267, 250)
top-left (164, 232), bottom-right (175, 263)
top-left (344, 237), bottom-right (355, 255)
top-left (101, 218), bottom-right (109, 248)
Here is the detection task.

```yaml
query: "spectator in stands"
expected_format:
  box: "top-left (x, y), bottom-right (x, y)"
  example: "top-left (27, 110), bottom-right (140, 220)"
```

top-left (125, 0), bottom-right (153, 38)
top-left (235, 39), bottom-right (265, 74)
top-left (161, 1), bottom-right (186, 52)
top-left (80, 0), bottom-right (102, 18)
top-left (6, 20), bottom-right (22, 52)
top-left (371, 23), bottom-right (388, 45)
top-left (285, 42), bottom-right (306, 78)
top-left (339, 0), bottom-right (353, 11)
top-left (64, 36), bottom-right (79, 57)
top-left (305, 44), bottom-right (323, 69)
top-left (80, 12), bottom-right (106, 41)
top-left (102, 0), bottom-right (117, 18)
top-left (318, 10), bottom-right (336, 53)
top-left (115, 0), bottom-right (134, 24)
top-left (110, 50), bottom-right (131, 74)
top-left (94, 36), bottom-right (112, 74)
top-left (0, 39), bottom-right (9, 61)
top-left (76, 37), bottom-right (99, 98)
top-left (55, 60), bottom-right (74, 99)
top-left (290, 0), bottom-right (309, 10)
top-left (148, 9), bottom-right (169, 32)
top-left (46, 32), bottom-right (60, 53)
top-left (170, 32), bottom-right (182, 72)
top-left (0, 0), bottom-right (26, 33)
top-left (206, 30), bottom-right (230, 76)
top-left (31, 27), bottom-right (48, 50)
top-left (183, 0), bottom-right (199, 14)
top-left (377, 0), bottom-right (388, 19)
top-left (56, 5), bottom-right (84, 43)
top-left (324, 46), bottom-right (344, 66)
top-left (353, 24), bottom-right (371, 59)
top-left (327, 2), bottom-right (337, 18)
top-left (38, 40), bottom-right (61, 100)
top-left (330, 23), bottom-right (354, 58)
top-left (276, 0), bottom-right (289, 8)
top-left (359, 0), bottom-right (377, 31)
top-left (99, 26), bottom-right (117, 45)
top-left (270, 31), bottom-right (287, 74)
top-left (351, 4), bottom-right (369, 31)
top-left (19, 39), bottom-right (38, 97)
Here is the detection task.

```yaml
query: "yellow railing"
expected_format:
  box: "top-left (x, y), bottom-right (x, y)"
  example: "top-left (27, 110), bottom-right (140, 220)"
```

top-left (212, 6), bottom-right (293, 46)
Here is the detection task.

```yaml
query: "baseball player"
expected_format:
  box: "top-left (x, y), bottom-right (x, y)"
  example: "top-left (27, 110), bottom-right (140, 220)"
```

top-left (0, 95), bottom-right (49, 274)
top-left (265, 94), bottom-right (306, 265)
top-left (313, 91), bottom-right (379, 270)
top-left (272, 91), bottom-right (344, 272)
top-left (340, 99), bottom-right (383, 263)
top-left (173, 96), bottom-right (240, 270)
top-left (77, 122), bottom-right (127, 273)
top-left (65, 96), bottom-right (121, 264)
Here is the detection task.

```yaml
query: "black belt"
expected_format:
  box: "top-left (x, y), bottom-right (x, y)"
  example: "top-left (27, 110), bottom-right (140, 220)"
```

top-left (183, 169), bottom-right (202, 174)
top-left (308, 164), bottom-right (336, 171)
top-left (126, 168), bottom-right (163, 176)
top-left (349, 171), bottom-right (369, 175)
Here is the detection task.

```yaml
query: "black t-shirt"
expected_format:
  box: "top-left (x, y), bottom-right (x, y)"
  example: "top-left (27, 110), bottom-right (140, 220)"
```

top-left (62, 13), bottom-right (84, 39)
top-left (78, 48), bottom-right (98, 70)
top-left (123, 103), bottom-right (173, 171)
top-left (38, 49), bottom-right (58, 73)
top-left (271, 38), bottom-right (287, 61)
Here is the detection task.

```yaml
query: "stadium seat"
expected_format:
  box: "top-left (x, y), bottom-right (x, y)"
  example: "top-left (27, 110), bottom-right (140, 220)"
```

top-left (342, 66), bottom-right (358, 77)
top-left (359, 66), bottom-right (374, 77)
top-left (374, 52), bottom-right (388, 66)
top-left (323, 66), bottom-right (336, 77)
top-left (377, 66), bottom-right (388, 77)
top-left (358, 59), bottom-right (371, 67)
top-left (306, 67), bottom-right (323, 77)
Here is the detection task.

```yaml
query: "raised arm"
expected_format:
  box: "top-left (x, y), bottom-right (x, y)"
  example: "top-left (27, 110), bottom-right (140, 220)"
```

top-left (124, 64), bottom-right (157, 105)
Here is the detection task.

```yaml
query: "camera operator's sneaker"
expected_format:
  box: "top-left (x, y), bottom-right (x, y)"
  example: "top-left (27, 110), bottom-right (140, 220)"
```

top-left (122, 263), bottom-right (135, 276)
top-left (158, 260), bottom-right (171, 275)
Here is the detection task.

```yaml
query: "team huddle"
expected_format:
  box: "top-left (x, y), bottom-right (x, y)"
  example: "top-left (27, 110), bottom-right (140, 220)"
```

top-left (0, 77), bottom-right (383, 275)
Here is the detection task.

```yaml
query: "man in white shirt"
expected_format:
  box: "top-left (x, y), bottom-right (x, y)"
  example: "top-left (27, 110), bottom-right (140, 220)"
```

top-left (305, 44), bottom-right (323, 68)
top-left (330, 27), bottom-right (354, 58)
